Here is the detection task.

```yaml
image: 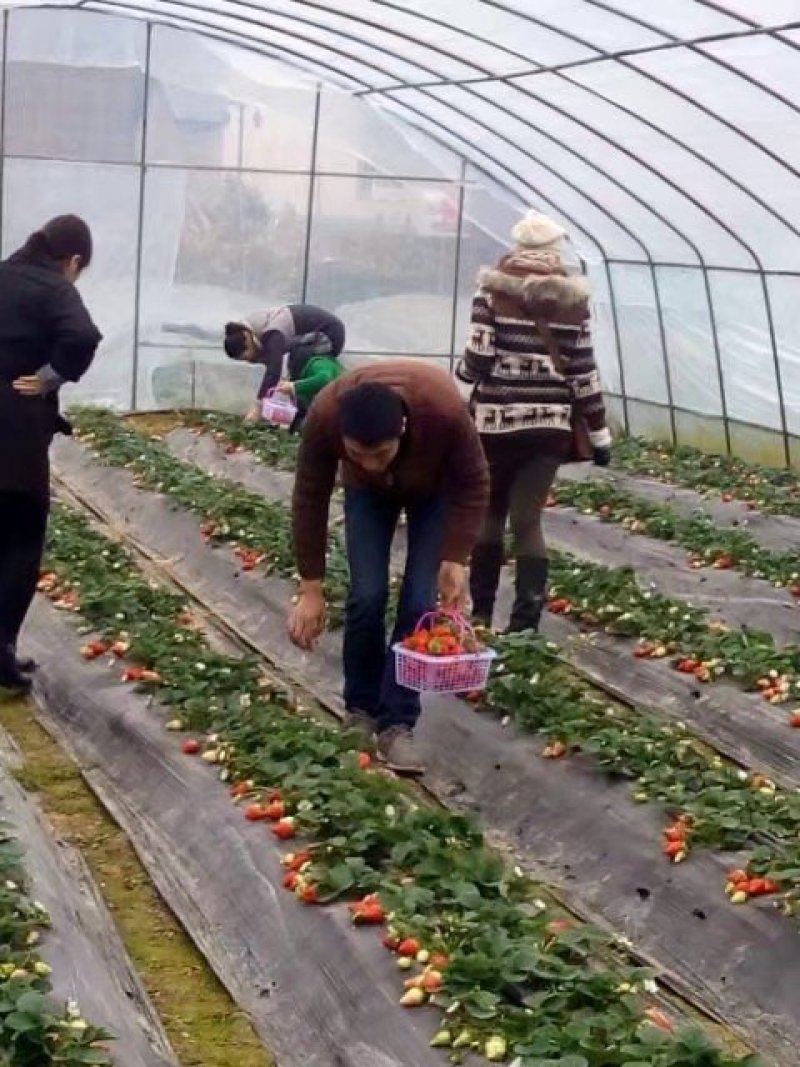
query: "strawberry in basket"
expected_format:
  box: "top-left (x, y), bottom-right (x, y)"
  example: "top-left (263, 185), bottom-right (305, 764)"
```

top-left (403, 618), bottom-right (479, 657)
top-left (395, 612), bottom-right (495, 694)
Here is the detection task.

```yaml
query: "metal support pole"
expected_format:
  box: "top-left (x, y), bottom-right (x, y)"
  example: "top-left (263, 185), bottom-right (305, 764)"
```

top-left (759, 271), bottom-right (792, 467)
top-left (300, 83), bottom-right (321, 303)
top-left (603, 260), bottom-right (629, 436)
top-left (447, 159), bottom-right (467, 374)
top-left (700, 265), bottom-right (732, 456)
top-left (0, 11), bottom-right (10, 257)
top-left (130, 21), bottom-right (152, 411)
top-left (649, 264), bottom-right (677, 447)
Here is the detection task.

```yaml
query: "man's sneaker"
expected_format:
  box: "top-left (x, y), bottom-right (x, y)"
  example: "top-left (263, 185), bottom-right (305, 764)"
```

top-left (343, 709), bottom-right (377, 746)
top-left (377, 726), bottom-right (425, 777)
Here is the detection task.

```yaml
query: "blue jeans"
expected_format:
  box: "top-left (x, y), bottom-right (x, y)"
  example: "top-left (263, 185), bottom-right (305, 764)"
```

top-left (343, 489), bottom-right (444, 731)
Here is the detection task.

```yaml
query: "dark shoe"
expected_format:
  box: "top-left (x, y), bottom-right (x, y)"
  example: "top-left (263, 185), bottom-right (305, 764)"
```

top-left (469, 543), bottom-right (505, 628)
top-left (377, 725), bottom-right (425, 777)
top-left (343, 708), bottom-right (378, 746)
top-left (506, 556), bottom-right (549, 634)
top-left (0, 647), bottom-right (33, 694)
top-left (9, 644), bottom-right (37, 674)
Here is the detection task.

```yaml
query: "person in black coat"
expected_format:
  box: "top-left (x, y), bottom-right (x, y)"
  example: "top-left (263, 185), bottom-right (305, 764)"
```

top-left (0, 215), bottom-right (102, 691)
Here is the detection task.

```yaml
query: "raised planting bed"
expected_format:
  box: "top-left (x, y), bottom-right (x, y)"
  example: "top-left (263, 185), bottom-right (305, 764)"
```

top-left (68, 412), bottom-right (800, 779)
top-left (40, 423), bottom-right (800, 1062)
top-left (23, 498), bottom-right (761, 1067)
top-left (0, 723), bottom-right (178, 1067)
top-left (611, 437), bottom-right (800, 521)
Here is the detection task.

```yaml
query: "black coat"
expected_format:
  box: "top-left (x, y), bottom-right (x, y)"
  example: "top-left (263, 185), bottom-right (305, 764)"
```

top-left (0, 255), bottom-right (102, 504)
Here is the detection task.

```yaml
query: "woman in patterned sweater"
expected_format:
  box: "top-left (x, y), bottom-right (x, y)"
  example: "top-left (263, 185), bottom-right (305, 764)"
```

top-left (457, 211), bottom-right (611, 632)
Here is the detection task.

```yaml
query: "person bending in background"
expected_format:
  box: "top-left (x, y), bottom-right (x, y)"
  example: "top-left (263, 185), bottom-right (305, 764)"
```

top-left (457, 210), bottom-right (611, 634)
top-left (0, 215), bottom-right (102, 691)
top-left (223, 304), bottom-right (345, 429)
top-left (287, 361), bottom-right (489, 777)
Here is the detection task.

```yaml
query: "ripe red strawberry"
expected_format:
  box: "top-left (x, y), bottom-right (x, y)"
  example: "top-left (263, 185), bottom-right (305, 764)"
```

top-left (421, 971), bottom-right (443, 993)
top-left (181, 739), bottom-right (201, 755)
top-left (272, 818), bottom-right (296, 840)
top-left (348, 895), bottom-right (386, 925)
top-left (284, 850), bottom-right (312, 872)
top-left (382, 935), bottom-right (400, 952)
top-left (357, 752), bottom-right (372, 770)
top-left (299, 884), bottom-right (319, 905)
top-left (244, 804), bottom-right (268, 822)
top-left (264, 800), bottom-right (286, 821)
top-left (397, 937), bottom-right (421, 958)
top-left (283, 872), bottom-right (300, 891)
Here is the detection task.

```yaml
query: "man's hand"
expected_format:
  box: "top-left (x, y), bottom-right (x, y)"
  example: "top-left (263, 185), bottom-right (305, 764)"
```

top-left (438, 561), bottom-right (467, 610)
top-left (288, 581), bottom-right (327, 650)
top-left (244, 403), bottom-right (261, 424)
top-left (12, 375), bottom-right (47, 397)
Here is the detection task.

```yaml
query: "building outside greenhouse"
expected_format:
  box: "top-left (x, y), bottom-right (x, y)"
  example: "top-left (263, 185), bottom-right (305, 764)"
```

top-left (1, 0), bottom-right (799, 467)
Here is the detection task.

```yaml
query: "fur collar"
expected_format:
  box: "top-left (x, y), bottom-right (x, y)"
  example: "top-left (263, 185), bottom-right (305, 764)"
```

top-left (478, 265), bottom-right (590, 317)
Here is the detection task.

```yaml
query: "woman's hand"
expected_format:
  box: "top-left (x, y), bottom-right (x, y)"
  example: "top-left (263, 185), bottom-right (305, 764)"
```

top-left (243, 403), bottom-right (261, 423)
top-left (276, 380), bottom-right (296, 400)
top-left (12, 375), bottom-right (47, 397)
top-left (288, 581), bottom-right (328, 650)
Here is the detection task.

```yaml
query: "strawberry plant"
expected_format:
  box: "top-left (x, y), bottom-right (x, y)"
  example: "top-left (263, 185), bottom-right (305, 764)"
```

top-left (549, 478), bottom-right (800, 590)
top-left (613, 436), bottom-right (800, 519)
top-left (547, 552), bottom-right (800, 699)
top-left (69, 408), bottom-right (349, 625)
top-left (0, 823), bottom-right (113, 1064)
top-left (39, 502), bottom-right (760, 1065)
top-left (182, 411), bottom-right (300, 470)
top-left (110, 409), bottom-right (800, 704)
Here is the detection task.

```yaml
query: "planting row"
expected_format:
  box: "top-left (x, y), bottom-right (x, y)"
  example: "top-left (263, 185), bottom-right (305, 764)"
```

top-left (612, 438), bottom-right (800, 518)
top-left (67, 411), bottom-right (800, 908)
top-left (0, 812), bottom-right (112, 1064)
top-left (186, 411), bottom-right (800, 592)
top-left (38, 499), bottom-right (756, 1067)
top-left (548, 479), bottom-right (800, 592)
top-left (73, 410), bottom-right (800, 718)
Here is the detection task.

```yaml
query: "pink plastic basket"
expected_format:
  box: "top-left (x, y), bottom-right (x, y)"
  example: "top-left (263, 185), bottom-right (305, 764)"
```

top-left (261, 388), bottom-right (297, 428)
top-left (393, 611), bottom-right (496, 694)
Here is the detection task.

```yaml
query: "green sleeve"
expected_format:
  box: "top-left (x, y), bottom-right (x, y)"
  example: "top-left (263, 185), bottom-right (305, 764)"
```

top-left (292, 359), bottom-right (342, 406)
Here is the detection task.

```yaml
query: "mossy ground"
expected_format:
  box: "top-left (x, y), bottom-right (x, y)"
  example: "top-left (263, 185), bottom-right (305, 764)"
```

top-left (126, 412), bottom-right (187, 436)
top-left (0, 695), bottom-right (274, 1067)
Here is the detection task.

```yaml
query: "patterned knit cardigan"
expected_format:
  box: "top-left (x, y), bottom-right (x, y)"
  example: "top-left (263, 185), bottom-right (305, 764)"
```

top-left (456, 253), bottom-right (611, 455)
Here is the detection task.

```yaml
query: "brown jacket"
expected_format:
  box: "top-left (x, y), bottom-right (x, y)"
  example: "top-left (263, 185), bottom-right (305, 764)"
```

top-left (292, 360), bottom-right (489, 580)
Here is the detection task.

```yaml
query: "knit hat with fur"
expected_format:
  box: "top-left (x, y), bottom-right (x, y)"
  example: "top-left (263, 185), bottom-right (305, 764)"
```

top-left (511, 211), bottom-right (567, 249)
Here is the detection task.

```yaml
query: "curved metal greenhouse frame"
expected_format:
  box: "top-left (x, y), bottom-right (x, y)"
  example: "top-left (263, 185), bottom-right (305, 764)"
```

top-left (1, 0), bottom-right (799, 463)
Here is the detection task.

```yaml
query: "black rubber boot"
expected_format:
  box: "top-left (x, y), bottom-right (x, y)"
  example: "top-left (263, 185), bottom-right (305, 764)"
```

top-left (506, 556), bottom-right (549, 634)
top-left (0, 644), bottom-right (33, 694)
top-left (469, 543), bottom-right (505, 628)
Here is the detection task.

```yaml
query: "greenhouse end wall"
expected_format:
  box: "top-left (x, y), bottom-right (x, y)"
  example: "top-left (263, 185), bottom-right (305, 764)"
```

top-left (1, 6), bottom-right (798, 468)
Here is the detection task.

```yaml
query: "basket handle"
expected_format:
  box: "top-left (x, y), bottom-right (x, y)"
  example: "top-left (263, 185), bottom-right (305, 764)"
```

top-left (413, 609), bottom-right (475, 639)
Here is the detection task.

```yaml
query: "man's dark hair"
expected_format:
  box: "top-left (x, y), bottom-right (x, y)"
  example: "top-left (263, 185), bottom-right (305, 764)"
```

top-left (223, 322), bottom-right (249, 360)
top-left (339, 382), bottom-right (404, 445)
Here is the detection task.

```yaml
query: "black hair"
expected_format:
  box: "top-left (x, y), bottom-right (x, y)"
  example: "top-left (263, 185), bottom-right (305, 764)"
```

top-left (224, 322), bottom-right (249, 360)
top-left (339, 382), bottom-right (405, 445)
top-left (19, 215), bottom-right (93, 268)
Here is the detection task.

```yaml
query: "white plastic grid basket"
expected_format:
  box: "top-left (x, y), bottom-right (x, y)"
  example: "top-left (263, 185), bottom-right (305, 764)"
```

top-left (393, 611), bottom-right (496, 694)
top-left (261, 388), bottom-right (297, 427)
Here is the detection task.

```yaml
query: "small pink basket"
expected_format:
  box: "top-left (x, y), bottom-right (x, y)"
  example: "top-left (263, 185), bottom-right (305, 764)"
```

top-left (261, 388), bottom-right (297, 428)
top-left (393, 611), bottom-right (496, 694)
